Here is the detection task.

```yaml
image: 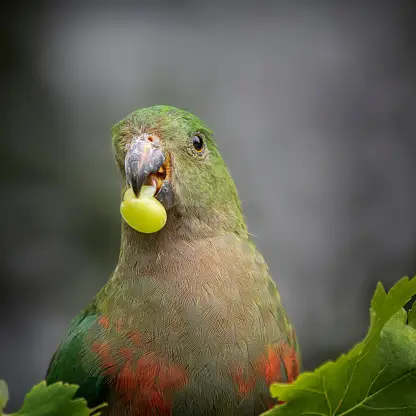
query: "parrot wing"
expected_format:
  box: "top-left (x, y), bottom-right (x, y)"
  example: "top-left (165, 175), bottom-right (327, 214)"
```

top-left (46, 302), bottom-right (108, 408)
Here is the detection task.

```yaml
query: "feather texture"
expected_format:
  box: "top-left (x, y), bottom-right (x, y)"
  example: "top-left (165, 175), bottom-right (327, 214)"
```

top-left (46, 106), bottom-right (300, 415)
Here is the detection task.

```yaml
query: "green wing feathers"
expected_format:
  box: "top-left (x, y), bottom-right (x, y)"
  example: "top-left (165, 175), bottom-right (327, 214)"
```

top-left (46, 307), bottom-right (108, 408)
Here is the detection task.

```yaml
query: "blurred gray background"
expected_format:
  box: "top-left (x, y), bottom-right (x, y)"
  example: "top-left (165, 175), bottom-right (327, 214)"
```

top-left (2, 0), bottom-right (416, 411)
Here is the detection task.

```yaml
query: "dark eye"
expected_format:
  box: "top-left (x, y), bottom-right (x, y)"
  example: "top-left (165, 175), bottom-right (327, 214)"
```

top-left (192, 134), bottom-right (204, 152)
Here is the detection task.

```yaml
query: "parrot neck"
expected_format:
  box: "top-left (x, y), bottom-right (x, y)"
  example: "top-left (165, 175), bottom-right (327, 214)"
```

top-left (115, 205), bottom-right (248, 278)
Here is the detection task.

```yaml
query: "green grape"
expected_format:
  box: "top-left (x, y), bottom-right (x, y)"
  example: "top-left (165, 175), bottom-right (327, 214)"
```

top-left (120, 186), bottom-right (167, 233)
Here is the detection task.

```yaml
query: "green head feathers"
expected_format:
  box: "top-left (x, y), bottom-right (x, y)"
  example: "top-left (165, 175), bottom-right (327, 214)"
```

top-left (112, 105), bottom-right (247, 237)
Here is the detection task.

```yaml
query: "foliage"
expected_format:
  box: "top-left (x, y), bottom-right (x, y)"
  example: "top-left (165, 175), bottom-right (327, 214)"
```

top-left (264, 276), bottom-right (416, 415)
top-left (0, 381), bottom-right (106, 416)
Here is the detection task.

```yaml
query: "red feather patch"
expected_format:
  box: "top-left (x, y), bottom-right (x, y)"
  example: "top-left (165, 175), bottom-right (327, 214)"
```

top-left (259, 342), bottom-right (300, 407)
top-left (232, 341), bottom-right (300, 404)
top-left (232, 367), bottom-right (256, 398)
top-left (98, 316), bottom-right (110, 329)
top-left (92, 318), bottom-right (188, 416)
top-left (257, 343), bottom-right (299, 385)
top-left (257, 346), bottom-right (282, 385)
top-left (116, 351), bottom-right (188, 415)
top-left (127, 330), bottom-right (142, 347)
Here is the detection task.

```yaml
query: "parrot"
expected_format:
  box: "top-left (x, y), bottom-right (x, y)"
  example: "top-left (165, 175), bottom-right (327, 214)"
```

top-left (46, 105), bottom-right (300, 416)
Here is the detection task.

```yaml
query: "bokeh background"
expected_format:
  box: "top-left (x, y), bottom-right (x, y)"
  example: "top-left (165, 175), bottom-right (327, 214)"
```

top-left (2, 0), bottom-right (416, 411)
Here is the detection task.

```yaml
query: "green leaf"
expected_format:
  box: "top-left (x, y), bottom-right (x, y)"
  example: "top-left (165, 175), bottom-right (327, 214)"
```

top-left (264, 276), bottom-right (416, 415)
top-left (0, 379), bottom-right (9, 414)
top-left (11, 382), bottom-right (106, 416)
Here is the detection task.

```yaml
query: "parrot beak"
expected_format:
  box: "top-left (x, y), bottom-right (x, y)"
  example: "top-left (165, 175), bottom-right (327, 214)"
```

top-left (125, 133), bottom-right (173, 208)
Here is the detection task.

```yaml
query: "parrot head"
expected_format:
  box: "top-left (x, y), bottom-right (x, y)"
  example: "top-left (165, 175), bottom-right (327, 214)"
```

top-left (112, 105), bottom-right (247, 236)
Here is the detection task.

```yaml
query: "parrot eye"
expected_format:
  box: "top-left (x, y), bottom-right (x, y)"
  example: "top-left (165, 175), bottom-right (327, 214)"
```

top-left (192, 134), bottom-right (204, 152)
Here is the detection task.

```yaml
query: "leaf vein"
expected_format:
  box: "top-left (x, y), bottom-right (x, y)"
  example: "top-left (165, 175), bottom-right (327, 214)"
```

top-left (337, 369), bottom-right (416, 416)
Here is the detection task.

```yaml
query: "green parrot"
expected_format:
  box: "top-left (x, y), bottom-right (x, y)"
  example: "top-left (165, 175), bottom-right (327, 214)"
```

top-left (46, 105), bottom-right (300, 416)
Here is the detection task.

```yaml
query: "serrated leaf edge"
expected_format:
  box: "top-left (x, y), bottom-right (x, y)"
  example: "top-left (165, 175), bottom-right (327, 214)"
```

top-left (268, 276), bottom-right (416, 415)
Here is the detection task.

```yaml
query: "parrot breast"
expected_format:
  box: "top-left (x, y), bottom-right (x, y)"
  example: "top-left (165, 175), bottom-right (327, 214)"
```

top-left (83, 234), bottom-right (299, 415)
